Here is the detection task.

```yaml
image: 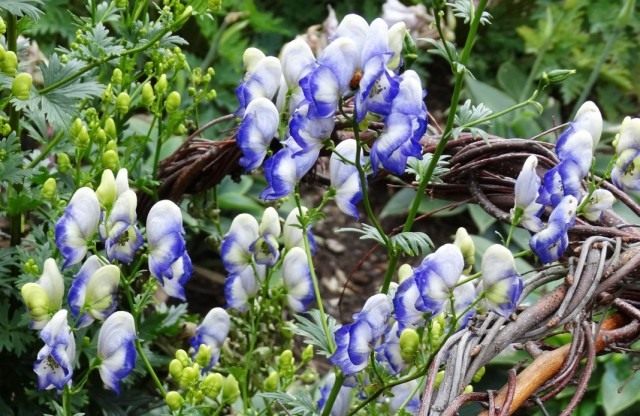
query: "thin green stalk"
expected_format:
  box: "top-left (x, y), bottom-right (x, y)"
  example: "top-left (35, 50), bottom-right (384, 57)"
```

top-left (27, 131), bottom-right (64, 168)
top-left (321, 371), bottom-right (345, 416)
top-left (152, 109), bottom-right (164, 178)
top-left (62, 385), bottom-right (72, 416)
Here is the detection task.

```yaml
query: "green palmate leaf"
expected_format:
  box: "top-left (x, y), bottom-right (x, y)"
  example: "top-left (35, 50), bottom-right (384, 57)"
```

top-left (0, 0), bottom-right (43, 19)
top-left (259, 391), bottom-right (317, 415)
top-left (290, 310), bottom-right (337, 357)
top-left (0, 302), bottom-right (34, 356)
top-left (405, 153), bottom-right (450, 183)
top-left (0, 133), bottom-right (28, 185)
top-left (336, 223), bottom-right (386, 247)
top-left (391, 232), bottom-right (433, 256)
top-left (447, 0), bottom-right (492, 25)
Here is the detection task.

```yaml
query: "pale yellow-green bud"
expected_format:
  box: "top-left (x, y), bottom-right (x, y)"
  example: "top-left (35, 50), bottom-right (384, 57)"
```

top-left (21, 283), bottom-right (50, 324)
top-left (111, 68), bottom-right (123, 86)
top-left (434, 370), bottom-right (445, 388)
top-left (399, 328), bottom-right (420, 363)
top-left (179, 365), bottom-right (199, 389)
top-left (12, 72), bottom-right (32, 100)
top-left (104, 117), bottom-right (117, 139)
top-left (57, 153), bottom-right (71, 173)
top-left (70, 118), bottom-right (84, 138)
top-left (302, 344), bottom-right (314, 363)
top-left (430, 317), bottom-right (444, 350)
top-left (168, 359), bottom-right (183, 380)
top-left (222, 374), bottom-right (240, 403)
top-left (23, 258), bottom-right (40, 275)
top-left (75, 126), bottom-right (90, 150)
top-left (207, 89), bottom-right (217, 100)
top-left (1, 51), bottom-right (17, 75)
top-left (96, 169), bottom-right (117, 209)
top-left (41, 178), bottom-right (57, 201)
top-left (541, 69), bottom-right (576, 86)
top-left (165, 391), bottom-right (184, 411)
top-left (194, 344), bottom-right (212, 368)
top-left (165, 91), bottom-right (181, 113)
top-left (201, 372), bottom-right (224, 398)
top-left (175, 123), bottom-right (187, 135)
top-left (472, 366), bottom-right (486, 383)
top-left (102, 150), bottom-right (119, 171)
top-left (177, 5), bottom-right (193, 22)
top-left (102, 83), bottom-right (113, 103)
top-left (175, 349), bottom-right (191, 367)
top-left (463, 385), bottom-right (474, 394)
top-left (278, 350), bottom-right (294, 373)
top-left (263, 371), bottom-right (279, 392)
top-left (95, 128), bottom-right (107, 145)
top-left (454, 227), bottom-right (475, 272)
top-left (208, 0), bottom-right (222, 12)
top-left (155, 74), bottom-right (168, 96)
top-left (106, 140), bottom-right (118, 152)
top-left (141, 82), bottom-right (155, 108)
top-left (398, 263), bottom-right (414, 282)
top-left (300, 369), bottom-right (317, 384)
top-left (116, 92), bottom-right (130, 115)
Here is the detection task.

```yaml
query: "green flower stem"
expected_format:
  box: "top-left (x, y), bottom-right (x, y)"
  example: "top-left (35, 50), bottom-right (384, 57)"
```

top-left (38, 13), bottom-right (191, 96)
top-left (403, 0), bottom-right (488, 236)
top-left (62, 385), bottom-right (71, 416)
top-left (293, 193), bottom-right (335, 353)
top-left (27, 131), bottom-right (64, 169)
top-left (321, 371), bottom-right (345, 416)
top-left (152, 108), bottom-right (164, 179)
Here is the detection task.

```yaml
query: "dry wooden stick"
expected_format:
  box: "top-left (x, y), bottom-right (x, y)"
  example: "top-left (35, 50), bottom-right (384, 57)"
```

top-left (478, 314), bottom-right (627, 416)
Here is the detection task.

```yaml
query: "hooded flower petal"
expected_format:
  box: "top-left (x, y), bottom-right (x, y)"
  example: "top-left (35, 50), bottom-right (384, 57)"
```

top-left (481, 245), bottom-right (523, 317)
top-left (237, 97), bottom-right (280, 171)
top-left (581, 189), bottom-right (615, 222)
top-left (33, 310), bottom-right (75, 391)
top-left (55, 187), bottom-right (101, 268)
top-left (514, 155), bottom-right (541, 210)
top-left (146, 200), bottom-right (192, 300)
top-left (220, 213), bottom-right (260, 274)
top-left (105, 190), bottom-right (143, 264)
top-left (555, 129), bottom-right (594, 178)
top-left (530, 195), bottom-right (577, 264)
top-left (97, 311), bottom-right (136, 394)
top-left (283, 207), bottom-right (316, 252)
top-left (414, 244), bottom-right (464, 315)
top-left (282, 247), bottom-right (314, 312)
top-left (393, 276), bottom-right (425, 329)
top-left (68, 256), bottom-right (120, 328)
top-left (191, 307), bottom-right (230, 368)
top-left (281, 38), bottom-right (316, 89)
top-left (115, 168), bottom-right (130, 196)
top-left (260, 146), bottom-right (299, 200)
top-left (224, 266), bottom-right (263, 311)
top-left (330, 139), bottom-right (364, 218)
top-left (21, 258), bottom-right (65, 329)
top-left (235, 55), bottom-right (283, 115)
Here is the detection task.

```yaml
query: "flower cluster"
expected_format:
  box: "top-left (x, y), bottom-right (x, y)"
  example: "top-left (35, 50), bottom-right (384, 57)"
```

top-left (220, 207), bottom-right (315, 312)
top-left (233, 14), bottom-right (428, 217)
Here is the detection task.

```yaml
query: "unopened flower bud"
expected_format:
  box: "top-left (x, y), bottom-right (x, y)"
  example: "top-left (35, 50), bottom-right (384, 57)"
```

top-left (115, 0), bottom-right (128, 8)
top-left (57, 153), bottom-right (71, 173)
top-left (70, 118), bottom-right (83, 138)
top-left (201, 373), bottom-right (224, 398)
top-left (106, 140), bottom-right (118, 152)
top-left (464, 385), bottom-right (474, 394)
top-left (222, 374), bottom-right (240, 403)
top-left (168, 359), bottom-right (183, 380)
top-left (21, 283), bottom-right (50, 323)
top-left (263, 371), bottom-right (279, 392)
top-left (208, 0), bottom-right (222, 11)
top-left (96, 169), bottom-right (116, 208)
top-left (301, 344), bottom-right (314, 363)
top-left (402, 31), bottom-right (418, 69)
top-left (102, 83), bottom-right (113, 102)
top-left (472, 366), bottom-right (486, 383)
top-left (95, 128), bottom-right (107, 144)
top-left (398, 264), bottom-right (413, 282)
top-left (175, 349), bottom-right (191, 367)
top-left (541, 69), bottom-right (576, 86)
top-left (179, 366), bottom-right (199, 389)
top-left (194, 344), bottom-right (212, 368)
top-left (75, 126), bottom-right (90, 150)
top-left (278, 350), bottom-right (294, 373)
top-left (155, 74), bottom-right (168, 96)
top-left (104, 117), bottom-right (117, 139)
top-left (41, 177), bottom-right (57, 201)
top-left (165, 91), bottom-right (181, 113)
top-left (300, 369), bottom-right (317, 384)
top-left (454, 227), bottom-right (475, 272)
top-left (141, 82), bottom-right (155, 107)
top-left (111, 68), bottom-right (123, 86)
top-left (430, 317), bottom-right (444, 350)
top-left (116, 92), bottom-right (130, 115)
top-left (102, 150), bottom-right (119, 170)
top-left (12, 73), bottom-right (32, 100)
top-left (434, 370), bottom-right (445, 388)
top-left (1, 51), bottom-right (17, 75)
top-left (23, 258), bottom-right (40, 275)
top-left (165, 391), bottom-right (184, 411)
top-left (207, 89), bottom-right (217, 100)
top-left (399, 328), bottom-right (420, 362)
top-left (178, 5), bottom-right (193, 22)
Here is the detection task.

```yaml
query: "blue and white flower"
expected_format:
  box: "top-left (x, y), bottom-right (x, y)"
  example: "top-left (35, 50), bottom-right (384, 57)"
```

top-left (581, 189), bottom-right (615, 222)
top-left (480, 245), bottom-right (523, 317)
top-left (68, 255), bottom-right (120, 328)
top-left (612, 117), bottom-right (640, 196)
top-left (146, 200), bottom-right (193, 300)
top-left (21, 258), bottom-right (64, 329)
top-left (330, 139), bottom-right (364, 218)
top-left (556, 101), bottom-right (603, 153)
top-left (282, 247), bottom-right (314, 312)
top-left (413, 244), bottom-right (464, 316)
top-left (224, 266), bottom-right (263, 311)
top-left (104, 190), bottom-right (143, 264)
top-left (377, 322), bottom-right (405, 374)
top-left (330, 294), bottom-right (392, 375)
top-left (237, 97), bottom-right (280, 171)
top-left (289, 103), bottom-right (335, 152)
top-left (252, 207), bottom-right (282, 266)
top-left (389, 380), bottom-right (420, 414)
top-left (448, 277), bottom-right (477, 327)
top-left (370, 70), bottom-right (427, 175)
top-left (191, 307), bottom-right (230, 369)
top-left (33, 309), bottom-right (75, 391)
top-left (220, 213), bottom-right (260, 275)
top-left (530, 195), bottom-right (578, 264)
top-left (236, 52), bottom-right (283, 115)
top-left (55, 187), bottom-right (101, 268)
top-left (393, 273), bottom-right (426, 329)
top-left (261, 139), bottom-right (321, 201)
top-left (318, 372), bottom-right (353, 416)
top-left (97, 311), bottom-right (136, 394)
top-left (512, 155), bottom-right (543, 232)
top-left (281, 38), bottom-right (316, 92)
